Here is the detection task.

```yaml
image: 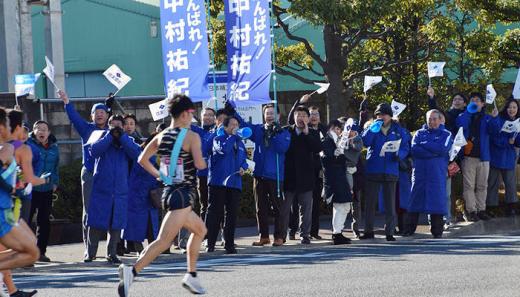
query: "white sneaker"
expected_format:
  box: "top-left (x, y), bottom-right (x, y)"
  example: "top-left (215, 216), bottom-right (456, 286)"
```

top-left (118, 264), bottom-right (135, 297)
top-left (182, 273), bottom-right (206, 295)
top-left (0, 273), bottom-right (9, 297)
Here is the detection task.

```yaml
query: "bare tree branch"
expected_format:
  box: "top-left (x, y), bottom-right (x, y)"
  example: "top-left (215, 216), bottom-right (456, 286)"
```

top-left (293, 62), bottom-right (325, 76)
top-left (275, 66), bottom-right (326, 84)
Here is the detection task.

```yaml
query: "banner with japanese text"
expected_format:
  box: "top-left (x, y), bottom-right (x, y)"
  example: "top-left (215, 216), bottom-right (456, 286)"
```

top-left (224, 0), bottom-right (272, 106)
top-left (160, 0), bottom-right (210, 101)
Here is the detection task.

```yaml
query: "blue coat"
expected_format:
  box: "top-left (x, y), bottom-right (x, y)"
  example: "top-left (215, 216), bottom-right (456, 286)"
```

top-left (235, 113), bottom-right (291, 181)
top-left (488, 116), bottom-right (520, 170)
top-left (208, 133), bottom-right (248, 190)
top-left (27, 133), bottom-right (59, 193)
top-left (399, 128), bottom-right (412, 210)
top-left (362, 121), bottom-right (406, 179)
top-left (408, 125), bottom-right (453, 214)
top-left (456, 110), bottom-right (493, 161)
top-left (87, 132), bottom-right (140, 230)
top-left (321, 134), bottom-right (352, 203)
top-left (123, 157), bottom-right (160, 242)
top-left (65, 103), bottom-right (107, 172)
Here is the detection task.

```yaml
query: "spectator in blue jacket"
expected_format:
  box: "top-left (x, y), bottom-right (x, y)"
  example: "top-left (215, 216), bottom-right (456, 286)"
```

top-left (404, 110), bottom-right (453, 238)
top-left (361, 103), bottom-right (406, 241)
top-left (27, 121), bottom-right (59, 263)
top-left (57, 90), bottom-right (109, 260)
top-left (205, 116), bottom-right (248, 254)
top-left (486, 99), bottom-right (520, 216)
top-left (456, 92), bottom-right (497, 222)
top-left (230, 103), bottom-right (291, 247)
top-left (86, 115), bottom-right (140, 264)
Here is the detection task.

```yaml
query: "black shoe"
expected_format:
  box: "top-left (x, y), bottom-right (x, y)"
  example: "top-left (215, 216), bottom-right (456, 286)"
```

top-left (205, 246), bottom-right (215, 253)
top-left (289, 234), bottom-right (296, 240)
top-left (39, 254), bottom-right (51, 262)
top-left (401, 231), bottom-right (413, 237)
top-left (477, 211), bottom-right (491, 221)
top-left (107, 256), bottom-right (122, 265)
top-left (84, 256), bottom-right (94, 263)
top-left (464, 211), bottom-right (479, 222)
top-left (310, 234), bottom-right (323, 240)
top-left (359, 232), bottom-right (375, 240)
top-left (9, 290), bottom-right (38, 297)
top-left (386, 235), bottom-right (396, 242)
top-left (300, 237), bottom-right (311, 244)
top-left (432, 234), bottom-right (443, 239)
top-left (353, 230), bottom-right (360, 239)
top-left (332, 233), bottom-right (352, 245)
top-left (225, 247), bottom-right (237, 254)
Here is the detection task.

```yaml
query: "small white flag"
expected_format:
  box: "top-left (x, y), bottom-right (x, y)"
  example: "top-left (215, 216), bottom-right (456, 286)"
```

top-left (148, 98), bottom-right (170, 121)
top-left (43, 56), bottom-right (56, 85)
top-left (391, 100), bottom-right (406, 119)
top-left (501, 119), bottom-right (520, 134)
top-left (379, 139), bottom-right (402, 157)
top-left (313, 82), bottom-right (330, 94)
top-left (427, 62), bottom-right (446, 78)
top-left (449, 145), bottom-right (462, 162)
top-left (513, 68), bottom-right (520, 100)
top-left (85, 130), bottom-right (106, 145)
top-left (103, 64), bottom-right (132, 90)
top-left (337, 118), bottom-right (355, 151)
top-left (14, 73), bottom-right (41, 97)
top-left (486, 84), bottom-right (497, 104)
top-left (364, 76), bottom-right (382, 93)
top-left (453, 127), bottom-right (467, 147)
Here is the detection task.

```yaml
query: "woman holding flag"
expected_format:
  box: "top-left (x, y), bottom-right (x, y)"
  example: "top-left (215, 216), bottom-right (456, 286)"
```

top-left (486, 99), bottom-right (520, 216)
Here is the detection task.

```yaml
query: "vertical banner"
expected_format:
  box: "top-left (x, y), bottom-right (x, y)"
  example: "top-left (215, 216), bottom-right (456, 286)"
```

top-left (224, 0), bottom-right (272, 106)
top-left (160, 0), bottom-right (210, 101)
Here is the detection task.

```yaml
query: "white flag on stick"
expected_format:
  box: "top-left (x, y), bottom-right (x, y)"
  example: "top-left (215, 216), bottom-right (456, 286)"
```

top-left (391, 100), bottom-right (406, 119)
top-left (453, 127), bottom-right (467, 147)
top-left (427, 62), bottom-right (445, 78)
top-left (43, 56), bottom-right (56, 86)
top-left (501, 119), bottom-right (520, 134)
top-left (379, 139), bottom-right (402, 157)
top-left (449, 145), bottom-right (462, 162)
top-left (486, 84), bottom-right (497, 104)
top-left (313, 82), bottom-right (330, 94)
top-left (364, 76), bottom-right (382, 93)
top-left (148, 98), bottom-right (170, 121)
top-left (103, 64), bottom-right (132, 91)
top-left (513, 68), bottom-right (520, 100)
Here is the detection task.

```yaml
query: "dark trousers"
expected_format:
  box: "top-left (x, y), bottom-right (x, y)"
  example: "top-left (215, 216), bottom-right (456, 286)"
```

top-left (405, 212), bottom-right (444, 237)
top-left (290, 176), bottom-right (322, 236)
top-left (206, 186), bottom-right (240, 249)
top-left (254, 178), bottom-right (284, 239)
top-left (364, 179), bottom-right (397, 236)
top-left (198, 176), bottom-right (209, 220)
top-left (29, 190), bottom-right (53, 255)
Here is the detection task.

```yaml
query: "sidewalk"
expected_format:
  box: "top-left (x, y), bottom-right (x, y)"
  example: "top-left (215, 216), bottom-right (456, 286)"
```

top-left (27, 214), bottom-right (520, 271)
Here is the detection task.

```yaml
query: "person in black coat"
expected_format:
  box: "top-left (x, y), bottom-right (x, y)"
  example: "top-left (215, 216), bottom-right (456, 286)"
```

top-left (281, 105), bottom-right (322, 244)
top-left (322, 120), bottom-right (353, 245)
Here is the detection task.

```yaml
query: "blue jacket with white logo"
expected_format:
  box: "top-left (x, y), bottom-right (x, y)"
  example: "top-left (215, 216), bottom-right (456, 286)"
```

top-left (488, 116), bottom-right (520, 170)
top-left (27, 133), bottom-right (59, 193)
top-left (208, 133), bottom-right (248, 190)
top-left (456, 110), bottom-right (493, 162)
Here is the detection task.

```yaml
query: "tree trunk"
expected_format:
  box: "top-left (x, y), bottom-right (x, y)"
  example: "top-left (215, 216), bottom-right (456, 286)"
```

top-left (323, 25), bottom-right (347, 121)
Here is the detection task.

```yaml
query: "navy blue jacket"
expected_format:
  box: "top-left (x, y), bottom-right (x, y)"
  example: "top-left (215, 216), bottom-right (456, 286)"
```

top-left (65, 103), bottom-right (107, 172)
top-left (321, 133), bottom-right (352, 203)
top-left (362, 121), bottom-right (407, 179)
top-left (488, 116), bottom-right (520, 170)
top-left (87, 131), bottom-right (140, 230)
top-left (234, 112), bottom-right (291, 181)
top-left (27, 133), bottom-right (59, 193)
top-left (409, 125), bottom-right (453, 214)
top-left (208, 133), bottom-right (248, 190)
top-left (456, 110), bottom-right (493, 161)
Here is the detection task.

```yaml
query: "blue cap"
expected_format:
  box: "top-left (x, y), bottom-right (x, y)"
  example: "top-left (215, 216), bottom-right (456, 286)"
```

top-left (91, 103), bottom-right (109, 114)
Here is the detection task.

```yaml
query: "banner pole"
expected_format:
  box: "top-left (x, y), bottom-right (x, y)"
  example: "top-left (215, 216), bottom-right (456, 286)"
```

top-left (269, 0), bottom-right (281, 198)
top-left (206, 0), bottom-right (218, 110)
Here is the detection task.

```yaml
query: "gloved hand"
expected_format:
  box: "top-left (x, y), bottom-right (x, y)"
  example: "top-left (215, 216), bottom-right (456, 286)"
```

top-left (110, 126), bottom-right (123, 145)
top-left (224, 99), bottom-right (236, 115)
top-left (105, 93), bottom-right (115, 113)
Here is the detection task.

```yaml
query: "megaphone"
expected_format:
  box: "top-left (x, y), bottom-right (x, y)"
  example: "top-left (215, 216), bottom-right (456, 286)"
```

top-left (369, 120), bottom-right (384, 133)
top-left (237, 127), bottom-right (252, 139)
top-left (467, 102), bottom-right (479, 114)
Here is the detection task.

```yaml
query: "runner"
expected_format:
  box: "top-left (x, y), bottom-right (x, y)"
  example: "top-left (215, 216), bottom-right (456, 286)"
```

top-left (118, 94), bottom-right (207, 296)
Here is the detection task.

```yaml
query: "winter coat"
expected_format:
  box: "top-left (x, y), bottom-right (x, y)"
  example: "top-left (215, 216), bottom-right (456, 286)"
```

top-left (27, 133), bottom-right (59, 193)
top-left (86, 131), bottom-right (140, 230)
top-left (488, 116), bottom-right (520, 170)
top-left (408, 125), bottom-right (453, 214)
top-left (65, 103), bottom-right (107, 172)
top-left (234, 112), bottom-right (291, 181)
top-left (208, 133), bottom-right (248, 190)
top-left (321, 133), bottom-right (352, 203)
top-left (456, 110), bottom-right (493, 161)
top-left (123, 156), bottom-right (160, 242)
top-left (398, 128), bottom-right (412, 210)
top-left (362, 121), bottom-right (406, 180)
top-left (284, 126), bottom-right (322, 193)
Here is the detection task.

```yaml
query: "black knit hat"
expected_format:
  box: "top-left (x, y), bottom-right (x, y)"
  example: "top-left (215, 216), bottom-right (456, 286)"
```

top-left (374, 103), bottom-right (393, 117)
